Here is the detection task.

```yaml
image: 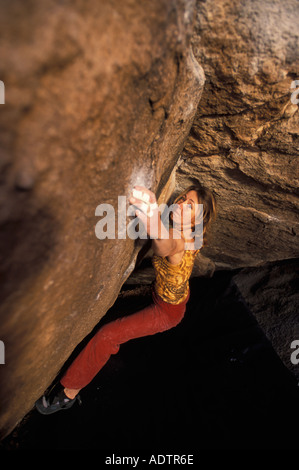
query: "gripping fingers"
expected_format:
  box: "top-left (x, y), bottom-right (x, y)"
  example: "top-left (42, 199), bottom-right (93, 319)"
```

top-left (131, 201), bottom-right (158, 218)
top-left (133, 186), bottom-right (156, 204)
top-left (138, 201), bottom-right (150, 214)
top-left (132, 189), bottom-right (150, 203)
top-left (130, 186), bottom-right (157, 217)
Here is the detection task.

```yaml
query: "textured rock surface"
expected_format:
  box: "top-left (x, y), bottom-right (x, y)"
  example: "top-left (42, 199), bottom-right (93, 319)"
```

top-left (233, 258), bottom-right (299, 380)
top-left (0, 0), bottom-right (204, 438)
top-left (177, 0), bottom-right (299, 269)
top-left (126, 0), bottom-right (299, 385)
top-left (1, 0), bottom-right (298, 441)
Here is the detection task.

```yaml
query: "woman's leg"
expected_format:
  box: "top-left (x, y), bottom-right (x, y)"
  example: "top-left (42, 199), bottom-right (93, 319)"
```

top-left (60, 289), bottom-right (189, 392)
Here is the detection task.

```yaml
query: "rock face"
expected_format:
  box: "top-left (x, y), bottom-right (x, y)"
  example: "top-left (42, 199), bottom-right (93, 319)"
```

top-left (0, 0), bottom-right (204, 438)
top-left (0, 0), bottom-right (298, 441)
top-left (127, 0), bottom-right (299, 387)
top-left (176, 0), bottom-right (299, 269)
top-left (233, 259), bottom-right (299, 380)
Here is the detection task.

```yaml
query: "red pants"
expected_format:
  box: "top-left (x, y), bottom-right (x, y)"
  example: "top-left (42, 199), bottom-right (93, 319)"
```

top-left (60, 286), bottom-right (190, 390)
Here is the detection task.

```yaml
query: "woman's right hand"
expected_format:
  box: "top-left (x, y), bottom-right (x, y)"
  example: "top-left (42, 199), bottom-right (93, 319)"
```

top-left (129, 186), bottom-right (162, 238)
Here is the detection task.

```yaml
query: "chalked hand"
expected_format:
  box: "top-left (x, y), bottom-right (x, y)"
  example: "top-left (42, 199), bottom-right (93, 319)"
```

top-left (129, 186), bottom-right (164, 239)
top-left (130, 186), bottom-right (158, 217)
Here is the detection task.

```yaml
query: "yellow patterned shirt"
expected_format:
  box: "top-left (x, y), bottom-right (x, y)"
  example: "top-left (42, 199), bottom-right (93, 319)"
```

top-left (152, 249), bottom-right (200, 305)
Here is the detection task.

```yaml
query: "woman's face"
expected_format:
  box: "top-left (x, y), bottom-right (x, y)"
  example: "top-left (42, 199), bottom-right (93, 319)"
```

top-left (171, 190), bottom-right (200, 231)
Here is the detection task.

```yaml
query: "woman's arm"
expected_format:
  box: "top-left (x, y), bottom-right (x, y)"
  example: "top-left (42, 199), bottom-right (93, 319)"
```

top-left (151, 227), bottom-right (185, 257)
top-left (129, 186), bottom-right (184, 257)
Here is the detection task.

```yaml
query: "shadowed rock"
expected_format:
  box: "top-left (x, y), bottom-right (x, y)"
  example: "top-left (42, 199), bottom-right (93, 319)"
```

top-left (0, 0), bottom-right (204, 438)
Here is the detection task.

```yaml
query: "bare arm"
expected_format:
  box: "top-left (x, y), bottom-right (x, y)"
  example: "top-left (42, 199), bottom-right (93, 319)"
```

top-left (129, 186), bottom-right (184, 257)
top-left (151, 226), bottom-right (185, 257)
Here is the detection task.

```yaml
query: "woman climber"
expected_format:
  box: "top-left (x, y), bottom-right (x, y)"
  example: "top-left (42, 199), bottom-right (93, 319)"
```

top-left (36, 184), bottom-right (216, 414)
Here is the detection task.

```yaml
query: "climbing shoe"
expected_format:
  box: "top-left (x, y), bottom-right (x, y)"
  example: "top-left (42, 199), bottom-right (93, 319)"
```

top-left (35, 385), bottom-right (81, 415)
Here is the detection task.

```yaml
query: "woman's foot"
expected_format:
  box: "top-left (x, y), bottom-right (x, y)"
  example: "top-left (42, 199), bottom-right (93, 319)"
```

top-left (35, 385), bottom-right (81, 415)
